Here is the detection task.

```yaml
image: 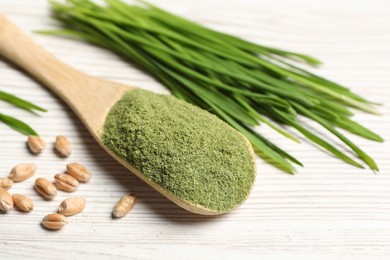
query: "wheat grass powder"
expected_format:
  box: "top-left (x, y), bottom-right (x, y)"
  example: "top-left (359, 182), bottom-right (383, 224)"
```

top-left (102, 89), bottom-right (255, 212)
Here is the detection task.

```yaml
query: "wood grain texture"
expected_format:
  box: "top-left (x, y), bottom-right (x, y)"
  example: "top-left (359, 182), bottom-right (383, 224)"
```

top-left (0, 0), bottom-right (389, 259)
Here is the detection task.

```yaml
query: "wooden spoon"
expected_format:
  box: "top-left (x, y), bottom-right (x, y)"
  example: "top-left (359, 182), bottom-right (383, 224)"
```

top-left (0, 15), bottom-right (256, 215)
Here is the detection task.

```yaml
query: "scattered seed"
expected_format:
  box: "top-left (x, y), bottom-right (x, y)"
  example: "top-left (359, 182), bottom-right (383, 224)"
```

top-left (8, 163), bottom-right (36, 182)
top-left (54, 135), bottom-right (72, 157)
top-left (54, 173), bottom-right (79, 192)
top-left (58, 197), bottom-right (86, 216)
top-left (0, 178), bottom-right (13, 190)
top-left (66, 163), bottom-right (91, 183)
top-left (0, 188), bottom-right (13, 212)
top-left (42, 213), bottom-right (68, 230)
top-left (12, 194), bottom-right (34, 212)
top-left (35, 178), bottom-right (57, 200)
top-left (27, 135), bottom-right (46, 154)
top-left (112, 194), bottom-right (136, 218)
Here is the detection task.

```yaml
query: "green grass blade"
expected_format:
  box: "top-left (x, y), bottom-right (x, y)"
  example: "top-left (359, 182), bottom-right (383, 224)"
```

top-left (0, 90), bottom-right (47, 112)
top-left (293, 103), bottom-right (379, 171)
top-left (0, 113), bottom-right (38, 136)
top-left (334, 117), bottom-right (384, 142)
top-left (274, 109), bottom-right (365, 169)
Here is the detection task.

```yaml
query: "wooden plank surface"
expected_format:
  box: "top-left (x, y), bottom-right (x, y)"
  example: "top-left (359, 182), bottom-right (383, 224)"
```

top-left (0, 0), bottom-right (389, 259)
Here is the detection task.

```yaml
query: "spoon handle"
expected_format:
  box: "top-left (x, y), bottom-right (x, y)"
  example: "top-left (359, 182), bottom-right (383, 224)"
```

top-left (0, 14), bottom-right (130, 135)
top-left (0, 14), bottom-right (86, 101)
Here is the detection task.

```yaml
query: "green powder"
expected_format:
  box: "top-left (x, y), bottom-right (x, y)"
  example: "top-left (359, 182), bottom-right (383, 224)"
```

top-left (102, 89), bottom-right (255, 212)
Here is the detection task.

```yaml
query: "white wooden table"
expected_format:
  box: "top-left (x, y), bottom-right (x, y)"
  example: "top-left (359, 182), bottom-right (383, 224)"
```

top-left (1, 0), bottom-right (389, 259)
